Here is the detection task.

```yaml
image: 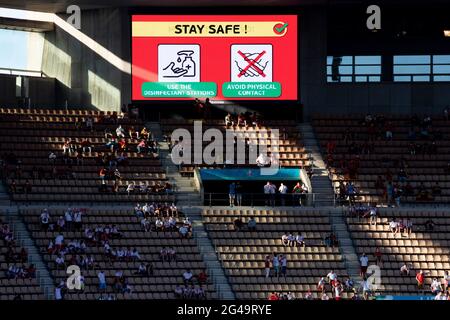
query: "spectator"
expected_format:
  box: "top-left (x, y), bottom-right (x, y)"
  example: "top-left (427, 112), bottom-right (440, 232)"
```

top-left (431, 278), bottom-right (443, 295)
top-left (272, 254), bottom-right (280, 278)
top-left (389, 218), bottom-right (399, 234)
top-left (264, 255), bottom-right (271, 278)
top-left (278, 183), bottom-right (288, 206)
top-left (55, 281), bottom-right (65, 301)
top-left (116, 125), bottom-right (126, 138)
top-left (359, 253), bottom-right (369, 277)
top-left (183, 269), bottom-right (194, 285)
top-left (98, 271), bottom-right (107, 292)
top-left (424, 219), bottom-right (436, 231)
top-left (374, 247), bottom-right (383, 267)
top-left (405, 218), bottom-right (413, 236)
top-left (179, 225), bottom-right (190, 238)
top-left (197, 271), bottom-right (208, 285)
top-left (247, 217), bottom-right (257, 231)
top-left (442, 271), bottom-right (450, 292)
top-left (327, 270), bottom-right (338, 286)
top-left (416, 270), bottom-right (425, 291)
top-left (228, 182), bottom-right (236, 207)
top-left (263, 181), bottom-right (274, 206)
top-left (280, 255), bottom-right (287, 277)
top-left (317, 277), bottom-right (326, 293)
top-left (295, 233), bottom-right (305, 248)
top-left (235, 182), bottom-right (243, 206)
top-left (40, 209), bottom-right (50, 231)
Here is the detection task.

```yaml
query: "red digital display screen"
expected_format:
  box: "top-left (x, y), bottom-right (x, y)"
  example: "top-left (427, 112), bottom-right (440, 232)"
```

top-left (132, 15), bottom-right (298, 101)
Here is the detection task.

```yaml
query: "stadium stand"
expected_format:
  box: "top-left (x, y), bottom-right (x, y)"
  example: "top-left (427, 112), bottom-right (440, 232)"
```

top-left (0, 213), bottom-right (45, 300)
top-left (202, 207), bottom-right (349, 299)
top-left (313, 114), bottom-right (450, 205)
top-left (161, 117), bottom-right (311, 176)
top-left (0, 108), bottom-right (174, 203)
top-left (347, 207), bottom-right (450, 296)
top-left (20, 206), bottom-right (217, 300)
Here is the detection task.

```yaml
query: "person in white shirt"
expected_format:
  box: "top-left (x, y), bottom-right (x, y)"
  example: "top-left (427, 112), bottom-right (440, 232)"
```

top-left (155, 218), bottom-right (163, 232)
top-left (389, 219), bottom-right (399, 234)
top-left (127, 182), bottom-right (135, 195)
top-left (256, 153), bottom-right (268, 167)
top-left (73, 210), bottom-right (82, 231)
top-left (64, 209), bottom-right (73, 231)
top-left (55, 233), bottom-right (64, 252)
top-left (281, 233), bottom-right (289, 246)
top-left (55, 255), bottom-right (66, 270)
top-left (116, 125), bottom-right (125, 138)
top-left (183, 270), bottom-right (193, 285)
top-left (431, 278), bottom-right (443, 295)
top-left (327, 270), bottom-right (338, 285)
top-left (40, 210), bottom-right (50, 231)
top-left (279, 183), bottom-right (288, 206)
top-left (369, 207), bottom-right (377, 226)
top-left (359, 253), bottom-right (369, 277)
top-left (317, 277), bottom-right (326, 293)
top-left (400, 263), bottom-right (410, 276)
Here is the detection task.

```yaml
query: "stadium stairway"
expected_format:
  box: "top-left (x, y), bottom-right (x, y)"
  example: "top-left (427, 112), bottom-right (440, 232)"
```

top-left (0, 183), bottom-right (11, 206)
top-left (148, 122), bottom-right (231, 297)
top-left (183, 207), bottom-right (235, 300)
top-left (147, 122), bottom-right (202, 207)
top-left (329, 207), bottom-right (362, 285)
top-left (298, 123), bottom-right (335, 206)
top-left (3, 205), bottom-right (54, 299)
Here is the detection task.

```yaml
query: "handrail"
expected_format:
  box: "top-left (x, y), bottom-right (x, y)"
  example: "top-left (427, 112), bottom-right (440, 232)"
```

top-left (203, 192), bottom-right (335, 207)
top-left (0, 67), bottom-right (45, 78)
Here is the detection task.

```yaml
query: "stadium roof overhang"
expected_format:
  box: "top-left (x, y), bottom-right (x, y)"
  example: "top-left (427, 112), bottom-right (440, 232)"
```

top-left (0, 0), bottom-right (449, 13)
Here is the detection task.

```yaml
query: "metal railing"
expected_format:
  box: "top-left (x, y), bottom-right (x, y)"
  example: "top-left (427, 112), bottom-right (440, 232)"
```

top-left (203, 192), bottom-right (336, 207)
top-left (0, 67), bottom-right (46, 78)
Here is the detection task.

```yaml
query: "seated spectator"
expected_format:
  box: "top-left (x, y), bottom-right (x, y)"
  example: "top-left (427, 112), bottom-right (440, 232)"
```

top-left (424, 219), bottom-right (436, 231)
top-left (389, 218), bottom-right (399, 234)
top-left (233, 217), bottom-right (244, 231)
top-left (174, 285), bottom-right (184, 299)
top-left (179, 225), bottom-right (190, 238)
top-left (55, 254), bottom-right (66, 270)
top-left (431, 278), bottom-right (443, 295)
top-left (116, 125), bottom-right (126, 138)
top-left (247, 217), bottom-right (257, 231)
top-left (197, 271), bottom-right (208, 285)
top-left (134, 203), bottom-right (144, 217)
top-left (154, 218), bottom-right (164, 232)
top-left (126, 182), bottom-right (135, 195)
top-left (183, 269), bottom-right (194, 285)
top-left (295, 233), bottom-right (305, 248)
top-left (281, 233), bottom-right (289, 246)
top-left (48, 152), bottom-right (57, 164)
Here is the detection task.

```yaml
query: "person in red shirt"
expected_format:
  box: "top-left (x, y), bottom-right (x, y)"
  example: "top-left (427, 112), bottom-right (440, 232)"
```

top-left (416, 270), bottom-right (425, 290)
top-left (374, 247), bottom-right (383, 267)
top-left (268, 292), bottom-right (279, 300)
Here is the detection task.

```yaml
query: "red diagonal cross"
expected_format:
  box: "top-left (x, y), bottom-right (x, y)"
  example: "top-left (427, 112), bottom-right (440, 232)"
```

top-left (237, 50), bottom-right (266, 78)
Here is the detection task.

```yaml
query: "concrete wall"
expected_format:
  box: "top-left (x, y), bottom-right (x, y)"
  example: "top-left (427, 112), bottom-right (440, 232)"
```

top-left (299, 8), bottom-right (450, 119)
top-left (0, 74), bottom-right (55, 107)
top-left (41, 8), bottom-right (131, 111)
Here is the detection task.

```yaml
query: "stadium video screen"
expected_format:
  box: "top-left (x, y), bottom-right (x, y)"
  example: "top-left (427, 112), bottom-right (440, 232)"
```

top-left (131, 15), bottom-right (298, 101)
